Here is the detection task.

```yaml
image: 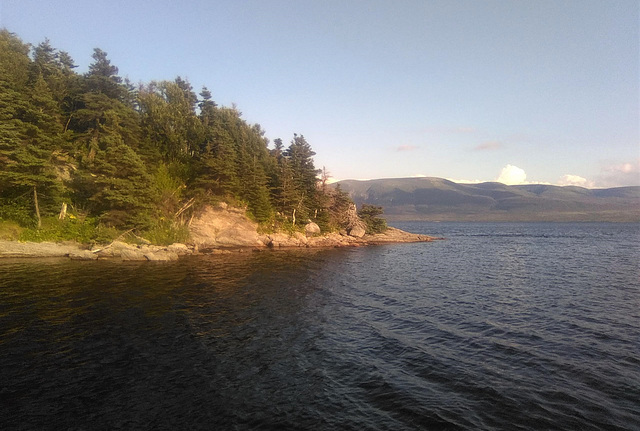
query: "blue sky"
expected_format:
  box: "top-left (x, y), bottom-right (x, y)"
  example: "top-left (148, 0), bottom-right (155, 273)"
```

top-left (2, 0), bottom-right (638, 187)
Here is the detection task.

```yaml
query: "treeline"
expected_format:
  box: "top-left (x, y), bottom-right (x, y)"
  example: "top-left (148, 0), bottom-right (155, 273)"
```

top-left (0, 30), bottom-right (356, 239)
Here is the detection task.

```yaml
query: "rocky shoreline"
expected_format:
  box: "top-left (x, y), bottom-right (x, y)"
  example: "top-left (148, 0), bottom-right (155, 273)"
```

top-left (0, 204), bottom-right (440, 261)
top-left (0, 228), bottom-right (438, 261)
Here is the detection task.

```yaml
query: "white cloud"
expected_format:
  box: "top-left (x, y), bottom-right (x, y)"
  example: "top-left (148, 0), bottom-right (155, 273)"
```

top-left (596, 159), bottom-right (640, 187)
top-left (446, 178), bottom-right (484, 184)
top-left (558, 174), bottom-right (594, 188)
top-left (496, 164), bottom-right (527, 185)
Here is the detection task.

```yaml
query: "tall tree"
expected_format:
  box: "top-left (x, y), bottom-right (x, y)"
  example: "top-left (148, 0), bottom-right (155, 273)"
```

top-left (0, 31), bottom-right (63, 226)
top-left (85, 48), bottom-right (123, 100)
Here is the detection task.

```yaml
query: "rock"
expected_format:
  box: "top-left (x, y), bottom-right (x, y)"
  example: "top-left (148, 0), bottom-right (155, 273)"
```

top-left (189, 205), bottom-right (266, 248)
top-left (109, 240), bottom-right (131, 251)
top-left (264, 232), bottom-right (304, 247)
top-left (293, 232), bottom-right (309, 245)
top-left (119, 247), bottom-right (147, 261)
top-left (167, 243), bottom-right (191, 254)
top-left (305, 222), bottom-right (321, 236)
top-left (0, 240), bottom-right (86, 258)
top-left (348, 225), bottom-right (366, 238)
top-left (68, 250), bottom-right (99, 260)
top-left (144, 250), bottom-right (179, 261)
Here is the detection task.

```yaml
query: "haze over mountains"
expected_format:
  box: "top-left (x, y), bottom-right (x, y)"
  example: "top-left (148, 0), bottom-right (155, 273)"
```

top-left (337, 177), bottom-right (640, 222)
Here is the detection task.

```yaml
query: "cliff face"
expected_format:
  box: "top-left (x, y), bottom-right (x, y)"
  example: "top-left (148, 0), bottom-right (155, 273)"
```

top-left (189, 203), bottom-right (265, 249)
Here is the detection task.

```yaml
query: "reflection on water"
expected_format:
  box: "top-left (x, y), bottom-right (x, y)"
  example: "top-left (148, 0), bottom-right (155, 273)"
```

top-left (1, 223), bottom-right (639, 430)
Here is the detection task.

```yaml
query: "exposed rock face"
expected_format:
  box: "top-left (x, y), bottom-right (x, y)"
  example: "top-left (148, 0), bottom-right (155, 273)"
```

top-left (0, 205), bottom-right (439, 261)
top-left (0, 240), bottom-right (192, 261)
top-left (305, 222), bottom-right (321, 236)
top-left (189, 204), bottom-right (265, 248)
top-left (0, 241), bottom-right (87, 258)
top-left (347, 225), bottom-right (366, 238)
top-left (345, 203), bottom-right (367, 237)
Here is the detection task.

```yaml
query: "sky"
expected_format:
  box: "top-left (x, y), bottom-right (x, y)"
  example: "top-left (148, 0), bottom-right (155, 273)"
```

top-left (1, 0), bottom-right (638, 187)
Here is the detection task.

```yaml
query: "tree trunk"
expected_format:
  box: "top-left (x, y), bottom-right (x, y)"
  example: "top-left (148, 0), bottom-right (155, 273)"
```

top-left (33, 186), bottom-right (41, 229)
top-left (58, 202), bottom-right (67, 220)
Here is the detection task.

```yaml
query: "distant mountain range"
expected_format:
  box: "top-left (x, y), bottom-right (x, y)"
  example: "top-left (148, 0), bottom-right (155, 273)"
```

top-left (336, 177), bottom-right (640, 222)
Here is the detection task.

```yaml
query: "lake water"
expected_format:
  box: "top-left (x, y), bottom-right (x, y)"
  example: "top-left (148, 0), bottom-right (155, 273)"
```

top-left (0, 222), bottom-right (638, 430)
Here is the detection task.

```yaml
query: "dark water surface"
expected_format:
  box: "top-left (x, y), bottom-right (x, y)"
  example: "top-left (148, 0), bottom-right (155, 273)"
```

top-left (1, 222), bottom-right (638, 430)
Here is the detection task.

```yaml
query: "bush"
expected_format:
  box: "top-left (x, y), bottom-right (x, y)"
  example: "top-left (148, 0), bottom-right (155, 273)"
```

top-left (0, 220), bottom-right (23, 240)
top-left (18, 216), bottom-right (119, 244)
top-left (141, 219), bottom-right (190, 246)
top-left (358, 204), bottom-right (388, 234)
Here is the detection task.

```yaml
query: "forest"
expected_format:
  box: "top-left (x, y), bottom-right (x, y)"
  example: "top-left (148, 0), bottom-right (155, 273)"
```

top-left (0, 30), bottom-right (386, 244)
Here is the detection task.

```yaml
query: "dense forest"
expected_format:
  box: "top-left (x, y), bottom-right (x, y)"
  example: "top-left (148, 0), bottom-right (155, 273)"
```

top-left (0, 30), bottom-right (381, 243)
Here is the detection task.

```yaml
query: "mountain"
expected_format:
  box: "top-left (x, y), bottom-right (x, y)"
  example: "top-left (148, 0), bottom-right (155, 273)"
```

top-left (336, 177), bottom-right (640, 222)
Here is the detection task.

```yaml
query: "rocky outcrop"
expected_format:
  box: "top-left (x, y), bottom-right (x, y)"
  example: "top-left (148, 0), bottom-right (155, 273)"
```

top-left (344, 203), bottom-right (367, 237)
top-left (0, 240), bottom-right (193, 261)
top-left (189, 203), bottom-right (265, 249)
top-left (305, 222), bottom-right (321, 236)
top-left (0, 205), bottom-right (439, 260)
top-left (0, 241), bottom-right (92, 258)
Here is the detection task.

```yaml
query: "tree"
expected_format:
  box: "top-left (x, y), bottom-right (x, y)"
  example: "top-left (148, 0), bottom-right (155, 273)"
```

top-left (85, 48), bottom-right (123, 100)
top-left (87, 141), bottom-right (158, 228)
top-left (358, 204), bottom-right (388, 234)
top-left (279, 134), bottom-right (321, 223)
top-left (138, 80), bottom-right (203, 161)
top-left (0, 31), bottom-right (63, 226)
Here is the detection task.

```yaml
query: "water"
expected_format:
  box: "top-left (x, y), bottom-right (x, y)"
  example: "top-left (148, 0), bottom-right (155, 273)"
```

top-left (0, 222), bottom-right (638, 430)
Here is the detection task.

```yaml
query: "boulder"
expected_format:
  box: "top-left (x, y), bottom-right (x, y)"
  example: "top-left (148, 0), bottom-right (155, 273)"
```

top-left (167, 243), bottom-right (191, 254)
top-left (264, 232), bottom-right (304, 247)
top-left (304, 222), bottom-right (321, 236)
top-left (144, 250), bottom-right (179, 261)
top-left (291, 232), bottom-right (306, 245)
top-left (68, 250), bottom-right (99, 260)
top-left (348, 225), bottom-right (366, 238)
top-left (189, 205), bottom-right (266, 248)
top-left (119, 247), bottom-right (147, 261)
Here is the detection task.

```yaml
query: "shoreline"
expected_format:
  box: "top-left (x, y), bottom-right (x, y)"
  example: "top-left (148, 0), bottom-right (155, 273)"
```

top-left (0, 227), bottom-right (440, 261)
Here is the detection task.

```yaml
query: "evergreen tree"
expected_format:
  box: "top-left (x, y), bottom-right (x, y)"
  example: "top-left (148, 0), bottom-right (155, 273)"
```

top-left (85, 48), bottom-right (123, 100)
top-left (0, 30), bottom-right (352, 237)
top-left (0, 31), bottom-right (63, 226)
top-left (281, 134), bottom-right (321, 223)
top-left (87, 140), bottom-right (158, 227)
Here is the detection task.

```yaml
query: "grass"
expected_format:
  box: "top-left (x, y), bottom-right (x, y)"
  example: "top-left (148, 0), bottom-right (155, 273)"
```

top-left (17, 216), bottom-right (120, 244)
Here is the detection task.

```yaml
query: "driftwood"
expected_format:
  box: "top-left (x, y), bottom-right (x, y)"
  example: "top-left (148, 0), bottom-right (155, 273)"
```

top-left (175, 198), bottom-right (195, 220)
top-left (91, 228), bottom-right (135, 253)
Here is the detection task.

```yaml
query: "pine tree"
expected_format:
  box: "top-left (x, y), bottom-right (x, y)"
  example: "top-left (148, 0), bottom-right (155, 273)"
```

top-left (88, 140), bottom-right (158, 228)
top-left (0, 31), bottom-right (63, 226)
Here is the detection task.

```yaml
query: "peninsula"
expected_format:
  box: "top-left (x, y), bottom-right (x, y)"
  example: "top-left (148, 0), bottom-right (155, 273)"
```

top-left (0, 30), bottom-right (436, 256)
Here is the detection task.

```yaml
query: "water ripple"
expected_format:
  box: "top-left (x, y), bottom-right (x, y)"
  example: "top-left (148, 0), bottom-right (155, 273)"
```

top-left (0, 223), bottom-right (638, 430)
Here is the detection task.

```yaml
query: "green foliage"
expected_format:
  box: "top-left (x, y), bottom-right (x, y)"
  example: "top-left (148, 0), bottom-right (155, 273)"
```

top-left (0, 31), bottom-right (362, 244)
top-left (141, 219), bottom-right (190, 246)
top-left (358, 204), bottom-right (388, 234)
top-left (0, 197), bottom-right (38, 227)
top-left (0, 220), bottom-right (23, 240)
top-left (17, 216), bottom-right (119, 244)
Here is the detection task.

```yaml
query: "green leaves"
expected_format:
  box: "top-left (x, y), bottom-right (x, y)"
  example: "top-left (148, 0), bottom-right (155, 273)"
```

top-left (1, 30), bottom-right (359, 239)
top-left (358, 204), bottom-right (388, 234)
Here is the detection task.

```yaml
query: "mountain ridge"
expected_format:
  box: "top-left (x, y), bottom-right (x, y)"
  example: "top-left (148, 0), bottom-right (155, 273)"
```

top-left (336, 177), bottom-right (640, 222)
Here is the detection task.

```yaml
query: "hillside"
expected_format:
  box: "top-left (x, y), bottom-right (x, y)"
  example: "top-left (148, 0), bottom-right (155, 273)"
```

top-left (337, 178), bottom-right (640, 222)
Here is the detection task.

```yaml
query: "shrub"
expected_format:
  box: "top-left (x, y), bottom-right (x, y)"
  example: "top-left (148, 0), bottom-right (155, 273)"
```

top-left (358, 204), bottom-right (388, 234)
